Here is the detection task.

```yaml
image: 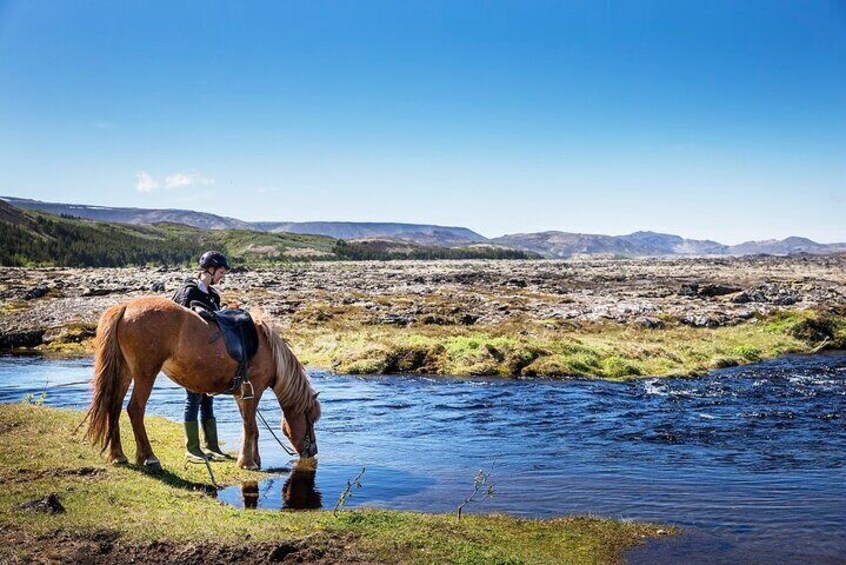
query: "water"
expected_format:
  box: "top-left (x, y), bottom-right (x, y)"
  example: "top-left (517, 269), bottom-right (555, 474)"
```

top-left (1, 353), bottom-right (844, 563)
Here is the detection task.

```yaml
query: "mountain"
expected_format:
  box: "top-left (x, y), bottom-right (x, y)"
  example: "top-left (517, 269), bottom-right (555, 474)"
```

top-left (2, 197), bottom-right (486, 248)
top-left (490, 231), bottom-right (728, 258)
top-left (267, 222), bottom-right (486, 247)
top-left (0, 201), bottom-right (533, 266)
top-left (2, 196), bottom-right (254, 230)
top-left (726, 237), bottom-right (846, 256)
top-left (3, 196), bottom-right (843, 258)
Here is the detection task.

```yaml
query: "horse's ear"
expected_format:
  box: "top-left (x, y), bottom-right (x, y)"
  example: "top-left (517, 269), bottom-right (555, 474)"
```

top-left (313, 392), bottom-right (321, 399)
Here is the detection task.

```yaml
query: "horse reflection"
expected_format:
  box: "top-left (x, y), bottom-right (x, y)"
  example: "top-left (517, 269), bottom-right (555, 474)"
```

top-left (241, 479), bottom-right (259, 509)
top-left (282, 459), bottom-right (322, 510)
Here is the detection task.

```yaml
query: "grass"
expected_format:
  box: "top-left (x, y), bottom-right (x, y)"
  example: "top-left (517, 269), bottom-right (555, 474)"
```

top-left (0, 404), bottom-right (667, 564)
top-left (285, 309), bottom-right (845, 380)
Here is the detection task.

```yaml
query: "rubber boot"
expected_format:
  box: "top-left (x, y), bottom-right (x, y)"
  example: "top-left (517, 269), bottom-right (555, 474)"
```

top-left (201, 418), bottom-right (232, 461)
top-left (184, 421), bottom-right (207, 463)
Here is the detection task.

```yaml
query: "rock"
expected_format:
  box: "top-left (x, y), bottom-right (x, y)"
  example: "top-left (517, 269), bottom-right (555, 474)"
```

top-left (23, 286), bottom-right (49, 300)
top-left (150, 281), bottom-right (166, 292)
top-left (678, 284), bottom-right (699, 297)
top-left (459, 313), bottom-right (479, 326)
top-left (0, 329), bottom-right (45, 349)
top-left (773, 295), bottom-right (799, 306)
top-left (17, 493), bottom-right (65, 514)
top-left (81, 287), bottom-right (114, 297)
top-left (732, 290), bottom-right (767, 304)
top-left (638, 317), bottom-right (664, 330)
top-left (697, 284), bottom-right (741, 297)
top-left (681, 315), bottom-right (723, 328)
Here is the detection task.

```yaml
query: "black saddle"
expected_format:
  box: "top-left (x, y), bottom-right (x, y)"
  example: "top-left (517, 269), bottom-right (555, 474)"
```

top-left (213, 308), bottom-right (259, 363)
top-left (208, 308), bottom-right (259, 398)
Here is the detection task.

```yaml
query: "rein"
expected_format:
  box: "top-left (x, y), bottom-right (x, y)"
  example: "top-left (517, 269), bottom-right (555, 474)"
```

top-left (256, 406), bottom-right (298, 456)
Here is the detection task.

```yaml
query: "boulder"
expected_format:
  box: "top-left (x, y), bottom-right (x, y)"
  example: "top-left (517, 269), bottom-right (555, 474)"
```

top-left (23, 286), bottom-right (49, 300)
top-left (0, 329), bottom-right (45, 349)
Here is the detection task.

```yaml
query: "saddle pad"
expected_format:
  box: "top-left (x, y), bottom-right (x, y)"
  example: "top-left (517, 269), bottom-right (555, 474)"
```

top-left (212, 308), bottom-right (259, 363)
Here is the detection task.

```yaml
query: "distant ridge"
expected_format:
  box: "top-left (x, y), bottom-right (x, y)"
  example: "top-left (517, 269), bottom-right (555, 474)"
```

top-left (1, 196), bottom-right (253, 230)
top-left (2, 196), bottom-right (485, 248)
top-left (3, 196), bottom-right (844, 257)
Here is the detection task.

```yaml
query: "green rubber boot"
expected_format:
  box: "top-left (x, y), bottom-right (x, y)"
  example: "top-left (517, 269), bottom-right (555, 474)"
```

top-left (201, 418), bottom-right (232, 461)
top-left (184, 421), bottom-right (207, 463)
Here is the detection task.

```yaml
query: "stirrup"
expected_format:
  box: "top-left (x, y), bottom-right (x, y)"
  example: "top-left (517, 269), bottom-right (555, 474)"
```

top-left (240, 381), bottom-right (254, 400)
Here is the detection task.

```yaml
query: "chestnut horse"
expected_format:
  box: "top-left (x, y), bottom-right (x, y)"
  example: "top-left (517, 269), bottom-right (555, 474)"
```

top-left (84, 297), bottom-right (320, 470)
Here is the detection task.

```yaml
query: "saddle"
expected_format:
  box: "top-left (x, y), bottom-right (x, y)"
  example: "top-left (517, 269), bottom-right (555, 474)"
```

top-left (207, 308), bottom-right (259, 400)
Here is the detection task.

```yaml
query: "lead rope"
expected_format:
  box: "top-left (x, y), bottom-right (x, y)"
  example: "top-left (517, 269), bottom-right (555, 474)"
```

top-left (256, 406), bottom-right (297, 456)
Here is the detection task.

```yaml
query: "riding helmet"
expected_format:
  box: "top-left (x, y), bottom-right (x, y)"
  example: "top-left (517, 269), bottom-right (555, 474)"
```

top-left (199, 251), bottom-right (230, 270)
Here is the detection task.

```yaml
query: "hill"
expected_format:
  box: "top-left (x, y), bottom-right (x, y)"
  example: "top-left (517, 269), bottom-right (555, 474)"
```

top-left (3, 197), bottom-right (487, 248)
top-left (0, 202), bottom-right (532, 266)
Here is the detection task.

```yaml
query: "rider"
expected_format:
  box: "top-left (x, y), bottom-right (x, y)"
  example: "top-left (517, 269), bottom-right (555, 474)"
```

top-left (171, 251), bottom-right (232, 463)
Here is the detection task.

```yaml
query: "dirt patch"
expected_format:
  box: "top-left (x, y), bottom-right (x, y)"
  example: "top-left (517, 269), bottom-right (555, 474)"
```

top-left (0, 527), bottom-right (381, 564)
top-left (16, 493), bottom-right (65, 514)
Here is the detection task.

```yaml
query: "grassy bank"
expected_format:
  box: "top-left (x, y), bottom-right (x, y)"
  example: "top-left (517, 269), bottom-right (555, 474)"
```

top-left (0, 405), bottom-right (665, 564)
top-left (31, 310), bottom-right (846, 380)
top-left (288, 309), bottom-right (845, 379)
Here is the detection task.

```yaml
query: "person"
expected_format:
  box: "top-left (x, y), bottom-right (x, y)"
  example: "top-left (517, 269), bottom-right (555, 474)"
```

top-left (171, 251), bottom-right (232, 462)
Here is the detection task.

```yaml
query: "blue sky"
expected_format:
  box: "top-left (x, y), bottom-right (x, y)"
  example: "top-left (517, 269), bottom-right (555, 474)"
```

top-left (0, 1), bottom-right (843, 243)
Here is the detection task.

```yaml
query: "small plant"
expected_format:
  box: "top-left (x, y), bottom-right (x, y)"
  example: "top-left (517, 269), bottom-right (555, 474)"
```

top-left (457, 466), bottom-right (496, 521)
top-left (22, 391), bottom-right (47, 406)
top-left (334, 466), bottom-right (366, 517)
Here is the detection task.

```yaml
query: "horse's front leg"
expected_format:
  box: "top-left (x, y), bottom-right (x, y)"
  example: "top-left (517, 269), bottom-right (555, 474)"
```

top-left (236, 389), bottom-right (264, 470)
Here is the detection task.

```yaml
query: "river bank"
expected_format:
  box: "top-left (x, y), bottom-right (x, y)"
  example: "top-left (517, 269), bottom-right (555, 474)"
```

top-left (0, 404), bottom-right (667, 564)
top-left (1, 257), bottom-right (844, 378)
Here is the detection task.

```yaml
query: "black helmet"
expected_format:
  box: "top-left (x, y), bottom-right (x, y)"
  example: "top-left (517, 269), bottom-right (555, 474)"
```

top-left (199, 251), bottom-right (230, 270)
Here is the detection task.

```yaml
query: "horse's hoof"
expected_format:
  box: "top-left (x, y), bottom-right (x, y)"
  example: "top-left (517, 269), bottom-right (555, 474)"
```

top-left (239, 461), bottom-right (260, 471)
top-left (111, 455), bottom-right (128, 465)
top-left (143, 457), bottom-right (162, 472)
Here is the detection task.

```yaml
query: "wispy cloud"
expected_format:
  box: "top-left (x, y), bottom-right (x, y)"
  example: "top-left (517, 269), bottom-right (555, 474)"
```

top-left (165, 171), bottom-right (214, 188)
top-left (135, 171), bottom-right (160, 192)
top-left (135, 170), bottom-right (215, 192)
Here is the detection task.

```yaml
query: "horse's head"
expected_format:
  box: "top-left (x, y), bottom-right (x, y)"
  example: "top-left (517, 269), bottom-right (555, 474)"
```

top-left (259, 315), bottom-right (322, 459)
top-left (282, 392), bottom-right (320, 458)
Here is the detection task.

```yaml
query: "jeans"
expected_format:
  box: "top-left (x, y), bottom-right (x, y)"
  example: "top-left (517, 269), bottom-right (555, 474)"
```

top-left (184, 391), bottom-right (214, 422)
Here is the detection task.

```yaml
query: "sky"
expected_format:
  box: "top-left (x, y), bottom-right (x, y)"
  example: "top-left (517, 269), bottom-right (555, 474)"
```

top-left (0, 1), bottom-right (844, 244)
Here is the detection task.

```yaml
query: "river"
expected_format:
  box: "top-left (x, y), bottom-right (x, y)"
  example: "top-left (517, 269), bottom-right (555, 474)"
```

top-left (1, 353), bottom-right (844, 564)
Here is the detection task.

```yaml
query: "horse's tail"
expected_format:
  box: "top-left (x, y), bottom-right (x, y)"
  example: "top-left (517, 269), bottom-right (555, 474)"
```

top-left (85, 304), bottom-right (127, 452)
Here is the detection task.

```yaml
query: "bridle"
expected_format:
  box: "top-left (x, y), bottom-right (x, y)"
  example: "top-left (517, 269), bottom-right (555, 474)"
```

top-left (255, 405), bottom-right (316, 458)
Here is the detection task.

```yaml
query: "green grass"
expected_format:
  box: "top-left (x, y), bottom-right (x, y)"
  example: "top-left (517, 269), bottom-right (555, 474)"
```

top-left (290, 310), bottom-right (845, 380)
top-left (0, 405), bottom-right (666, 564)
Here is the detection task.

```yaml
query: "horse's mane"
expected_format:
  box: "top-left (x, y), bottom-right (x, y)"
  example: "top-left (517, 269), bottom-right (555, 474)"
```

top-left (253, 311), bottom-right (321, 420)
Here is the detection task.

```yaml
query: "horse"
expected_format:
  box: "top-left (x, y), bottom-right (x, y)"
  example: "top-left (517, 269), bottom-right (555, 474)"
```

top-left (84, 297), bottom-right (320, 470)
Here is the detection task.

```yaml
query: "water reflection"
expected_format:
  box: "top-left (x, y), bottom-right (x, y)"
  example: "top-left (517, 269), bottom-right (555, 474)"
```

top-left (241, 480), bottom-right (259, 509)
top-left (282, 459), bottom-right (322, 510)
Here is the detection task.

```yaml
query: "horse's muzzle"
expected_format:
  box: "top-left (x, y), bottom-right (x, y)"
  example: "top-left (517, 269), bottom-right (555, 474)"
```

top-left (304, 442), bottom-right (318, 458)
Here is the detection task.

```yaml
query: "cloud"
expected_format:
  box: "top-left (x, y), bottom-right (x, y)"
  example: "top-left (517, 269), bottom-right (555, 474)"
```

top-left (136, 171), bottom-right (160, 193)
top-left (165, 171), bottom-right (214, 188)
top-left (135, 170), bottom-right (215, 193)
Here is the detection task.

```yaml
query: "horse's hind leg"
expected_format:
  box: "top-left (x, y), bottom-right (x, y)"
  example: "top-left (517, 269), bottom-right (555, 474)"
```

top-left (126, 368), bottom-right (160, 469)
top-left (107, 368), bottom-right (133, 464)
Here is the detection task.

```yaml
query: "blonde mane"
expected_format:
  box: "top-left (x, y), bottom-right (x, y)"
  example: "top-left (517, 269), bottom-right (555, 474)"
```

top-left (254, 312), bottom-right (321, 420)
